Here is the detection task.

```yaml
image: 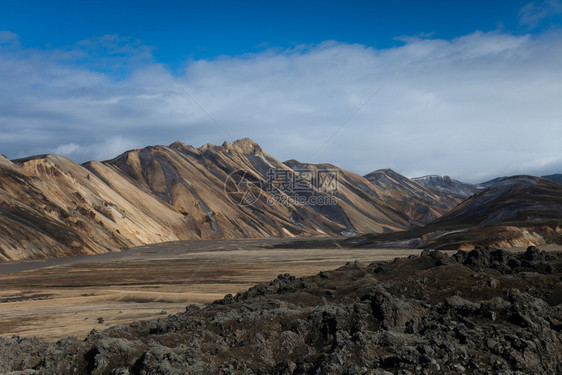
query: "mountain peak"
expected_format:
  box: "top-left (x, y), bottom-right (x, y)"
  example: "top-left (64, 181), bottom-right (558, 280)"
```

top-left (284, 159), bottom-right (302, 168)
top-left (228, 138), bottom-right (261, 153)
top-left (412, 175), bottom-right (478, 199)
top-left (366, 168), bottom-right (399, 176)
top-left (169, 140), bottom-right (189, 149)
top-left (11, 154), bottom-right (75, 166)
top-left (413, 174), bottom-right (452, 181)
top-left (0, 154), bottom-right (17, 170)
top-left (198, 138), bottom-right (261, 154)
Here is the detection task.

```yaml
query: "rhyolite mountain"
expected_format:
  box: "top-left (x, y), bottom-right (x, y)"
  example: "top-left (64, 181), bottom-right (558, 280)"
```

top-left (479, 174), bottom-right (562, 188)
top-left (0, 139), bottom-right (461, 261)
top-left (363, 169), bottom-right (462, 225)
top-left (2, 139), bottom-right (561, 261)
top-left (355, 175), bottom-right (562, 249)
top-left (543, 174), bottom-right (562, 185)
top-left (420, 173), bottom-right (562, 198)
top-left (412, 175), bottom-right (485, 199)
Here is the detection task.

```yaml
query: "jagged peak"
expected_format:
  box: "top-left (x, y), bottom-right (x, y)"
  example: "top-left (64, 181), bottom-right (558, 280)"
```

top-left (169, 140), bottom-right (188, 149)
top-left (413, 174), bottom-right (451, 180)
top-left (230, 137), bottom-right (259, 149)
top-left (197, 143), bottom-right (215, 152)
top-left (169, 140), bottom-right (198, 154)
top-left (102, 138), bottom-right (263, 163)
top-left (198, 138), bottom-right (262, 154)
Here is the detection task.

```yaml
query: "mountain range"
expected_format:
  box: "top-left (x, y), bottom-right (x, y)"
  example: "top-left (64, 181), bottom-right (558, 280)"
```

top-left (1, 138), bottom-right (561, 261)
top-left (411, 175), bottom-right (483, 199)
top-left (413, 173), bottom-right (562, 198)
top-left (355, 175), bottom-right (562, 249)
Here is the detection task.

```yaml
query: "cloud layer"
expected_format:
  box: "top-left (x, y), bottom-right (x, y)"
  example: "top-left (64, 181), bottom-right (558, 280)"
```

top-left (1, 30), bottom-right (561, 182)
top-left (519, 0), bottom-right (562, 28)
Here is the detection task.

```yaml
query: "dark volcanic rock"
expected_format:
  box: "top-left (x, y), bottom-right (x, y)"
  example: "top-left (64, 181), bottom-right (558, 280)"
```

top-left (453, 245), bottom-right (559, 274)
top-left (1, 248), bottom-right (562, 374)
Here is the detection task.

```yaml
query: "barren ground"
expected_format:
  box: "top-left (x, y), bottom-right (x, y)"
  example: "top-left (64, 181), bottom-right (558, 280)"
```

top-left (0, 238), bottom-right (427, 341)
top-left (1, 238), bottom-right (559, 342)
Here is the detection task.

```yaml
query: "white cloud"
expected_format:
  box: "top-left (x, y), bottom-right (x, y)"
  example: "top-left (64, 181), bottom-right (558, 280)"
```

top-left (0, 31), bottom-right (19, 46)
top-left (1, 31), bottom-right (562, 182)
top-left (50, 137), bottom-right (140, 162)
top-left (52, 143), bottom-right (81, 155)
top-left (519, 0), bottom-right (562, 28)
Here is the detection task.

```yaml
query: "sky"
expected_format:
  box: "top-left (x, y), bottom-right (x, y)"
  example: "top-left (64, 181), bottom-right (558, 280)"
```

top-left (1, 0), bottom-right (562, 182)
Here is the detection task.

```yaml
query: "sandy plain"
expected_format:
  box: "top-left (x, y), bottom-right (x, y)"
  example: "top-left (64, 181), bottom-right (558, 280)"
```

top-left (0, 238), bottom-right (428, 341)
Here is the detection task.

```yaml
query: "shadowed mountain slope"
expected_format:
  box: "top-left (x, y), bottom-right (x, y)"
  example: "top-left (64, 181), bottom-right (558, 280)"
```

top-left (431, 176), bottom-right (562, 228)
top-left (355, 176), bottom-right (562, 249)
top-left (284, 161), bottom-right (420, 234)
top-left (412, 175), bottom-right (483, 199)
top-left (364, 169), bottom-right (462, 225)
top-left (544, 174), bottom-right (562, 185)
top-left (0, 154), bottom-right (193, 261)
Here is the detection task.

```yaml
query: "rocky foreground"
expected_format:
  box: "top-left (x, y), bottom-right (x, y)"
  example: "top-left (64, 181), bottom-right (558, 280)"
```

top-left (1, 247), bottom-right (561, 374)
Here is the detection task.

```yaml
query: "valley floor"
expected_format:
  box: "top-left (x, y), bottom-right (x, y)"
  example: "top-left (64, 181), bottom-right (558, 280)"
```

top-left (0, 238), bottom-right (436, 341)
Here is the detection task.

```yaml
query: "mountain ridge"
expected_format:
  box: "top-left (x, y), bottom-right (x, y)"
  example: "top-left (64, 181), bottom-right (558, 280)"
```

top-left (411, 174), bottom-right (485, 199)
top-left (0, 138), bottom-right (459, 261)
top-left (2, 139), bottom-right (561, 261)
top-left (355, 175), bottom-right (562, 249)
top-left (363, 168), bottom-right (461, 226)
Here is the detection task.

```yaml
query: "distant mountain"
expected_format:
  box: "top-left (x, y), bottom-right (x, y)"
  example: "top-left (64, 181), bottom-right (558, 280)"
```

top-left (430, 176), bottom-right (562, 227)
top-left (411, 175), bottom-right (482, 199)
top-left (478, 176), bottom-right (505, 187)
top-left (0, 138), bottom-right (460, 262)
top-left (543, 174), bottom-right (562, 185)
top-left (363, 169), bottom-right (461, 225)
top-left (479, 173), bottom-right (562, 188)
top-left (355, 175), bottom-right (562, 249)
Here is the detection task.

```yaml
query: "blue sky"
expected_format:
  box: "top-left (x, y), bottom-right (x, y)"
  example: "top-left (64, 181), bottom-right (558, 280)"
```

top-left (2, 1), bottom-right (556, 63)
top-left (1, 0), bottom-right (562, 181)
